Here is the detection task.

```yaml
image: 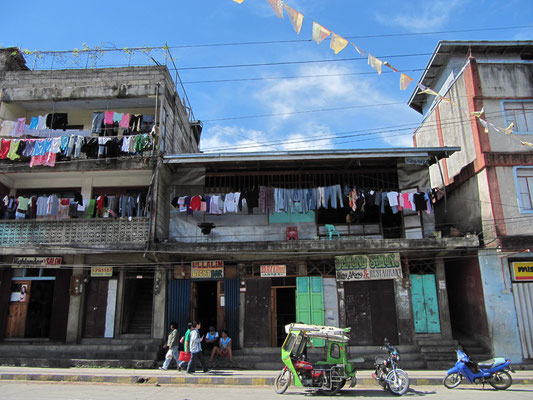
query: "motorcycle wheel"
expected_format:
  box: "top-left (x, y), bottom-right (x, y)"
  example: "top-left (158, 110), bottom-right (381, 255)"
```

top-left (387, 369), bottom-right (409, 396)
top-left (319, 369), bottom-right (345, 396)
top-left (489, 371), bottom-right (512, 390)
top-left (443, 373), bottom-right (462, 389)
top-left (274, 369), bottom-right (292, 394)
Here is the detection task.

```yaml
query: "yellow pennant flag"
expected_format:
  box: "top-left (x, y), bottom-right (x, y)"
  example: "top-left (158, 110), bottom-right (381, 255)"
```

top-left (521, 140), bottom-right (533, 147)
top-left (471, 107), bottom-right (484, 118)
top-left (368, 54), bottom-right (383, 75)
top-left (417, 84), bottom-right (438, 96)
top-left (312, 22), bottom-right (331, 44)
top-left (330, 33), bottom-right (348, 54)
top-left (399, 74), bottom-right (413, 90)
top-left (352, 43), bottom-right (367, 57)
top-left (267, 0), bottom-right (284, 19)
top-left (478, 118), bottom-right (489, 133)
top-left (504, 122), bottom-right (515, 134)
top-left (233, 0), bottom-right (245, 3)
top-left (284, 4), bottom-right (304, 34)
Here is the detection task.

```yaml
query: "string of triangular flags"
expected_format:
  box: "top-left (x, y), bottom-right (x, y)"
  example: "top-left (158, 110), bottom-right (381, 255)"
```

top-left (232, 0), bottom-right (533, 148)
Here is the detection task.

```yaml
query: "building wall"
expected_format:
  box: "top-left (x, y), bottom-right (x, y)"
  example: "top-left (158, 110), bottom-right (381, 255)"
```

top-left (478, 248), bottom-right (523, 362)
top-left (478, 63), bottom-right (533, 153)
top-left (496, 166), bottom-right (533, 236)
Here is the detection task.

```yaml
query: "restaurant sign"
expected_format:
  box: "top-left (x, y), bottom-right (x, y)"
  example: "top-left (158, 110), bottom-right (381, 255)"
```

top-left (511, 261), bottom-right (533, 282)
top-left (12, 257), bottom-right (62, 268)
top-left (335, 253), bottom-right (402, 281)
top-left (260, 265), bottom-right (286, 277)
top-left (191, 260), bottom-right (224, 279)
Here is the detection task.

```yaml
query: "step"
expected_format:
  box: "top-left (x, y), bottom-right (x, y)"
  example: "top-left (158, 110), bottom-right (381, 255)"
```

top-left (0, 358), bottom-right (157, 369)
top-left (417, 339), bottom-right (458, 347)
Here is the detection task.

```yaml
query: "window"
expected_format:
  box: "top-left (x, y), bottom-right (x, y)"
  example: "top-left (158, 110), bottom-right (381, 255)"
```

top-left (503, 101), bottom-right (533, 133)
top-left (515, 167), bottom-right (533, 213)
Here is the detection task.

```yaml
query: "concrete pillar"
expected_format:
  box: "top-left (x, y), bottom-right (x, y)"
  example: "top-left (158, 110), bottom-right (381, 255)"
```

top-left (81, 177), bottom-right (93, 201)
top-left (435, 257), bottom-right (453, 339)
top-left (114, 269), bottom-right (125, 338)
top-left (152, 266), bottom-right (167, 339)
top-left (65, 255), bottom-right (85, 344)
top-left (393, 278), bottom-right (415, 344)
top-left (337, 281), bottom-right (346, 328)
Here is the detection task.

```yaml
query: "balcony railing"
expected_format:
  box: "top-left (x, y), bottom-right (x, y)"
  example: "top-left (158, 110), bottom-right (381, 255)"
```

top-left (0, 217), bottom-right (149, 246)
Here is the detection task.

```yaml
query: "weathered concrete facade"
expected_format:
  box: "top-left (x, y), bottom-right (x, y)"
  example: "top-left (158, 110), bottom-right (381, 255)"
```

top-left (411, 41), bottom-right (533, 362)
top-left (0, 48), bottom-right (202, 366)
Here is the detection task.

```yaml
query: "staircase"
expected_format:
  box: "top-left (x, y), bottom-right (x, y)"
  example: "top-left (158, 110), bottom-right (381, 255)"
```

top-left (417, 337), bottom-right (458, 369)
top-left (347, 345), bottom-right (426, 370)
top-left (126, 290), bottom-right (153, 334)
top-left (0, 338), bottom-right (162, 368)
top-left (454, 332), bottom-right (492, 363)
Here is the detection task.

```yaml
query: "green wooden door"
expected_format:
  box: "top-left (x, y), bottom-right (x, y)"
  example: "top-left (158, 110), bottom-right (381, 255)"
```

top-left (410, 274), bottom-right (440, 334)
top-left (296, 277), bottom-right (325, 346)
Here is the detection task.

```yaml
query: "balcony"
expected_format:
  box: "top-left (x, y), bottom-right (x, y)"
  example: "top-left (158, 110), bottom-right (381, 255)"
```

top-left (0, 217), bottom-right (149, 247)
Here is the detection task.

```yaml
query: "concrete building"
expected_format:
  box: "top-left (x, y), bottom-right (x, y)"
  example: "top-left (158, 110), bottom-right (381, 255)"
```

top-left (0, 48), bottom-right (201, 366)
top-left (410, 41), bottom-right (533, 363)
top-left (157, 148), bottom-right (479, 369)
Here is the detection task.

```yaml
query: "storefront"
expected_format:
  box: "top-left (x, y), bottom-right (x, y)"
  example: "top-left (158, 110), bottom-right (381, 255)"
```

top-left (0, 256), bottom-right (70, 340)
top-left (510, 260), bottom-right (533, 360)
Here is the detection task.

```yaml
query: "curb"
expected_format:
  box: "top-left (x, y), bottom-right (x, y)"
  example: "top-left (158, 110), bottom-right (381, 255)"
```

top-left (0, 374), bottom-right (532, 386)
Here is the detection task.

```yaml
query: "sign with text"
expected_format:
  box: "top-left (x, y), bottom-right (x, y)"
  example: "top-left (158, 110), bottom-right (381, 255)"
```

top-left (511, 261), bottom-right (533, 282)
top-left (335, 253), bottom-right (402, 281)
top-left (91, 266), bottom-right (113, 277)
top-left (191, 260), bottom-right (224, 268)
top-left (12, 257), bottom-right (62, 268)
top-left (191, 266), bottom-right (224, 279)
top-left (261, 265), bottom-right (287, 277)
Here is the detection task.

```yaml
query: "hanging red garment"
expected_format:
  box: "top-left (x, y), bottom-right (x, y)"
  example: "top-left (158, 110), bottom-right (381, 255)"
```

top-left (0, 139), bottom-right (12, 159)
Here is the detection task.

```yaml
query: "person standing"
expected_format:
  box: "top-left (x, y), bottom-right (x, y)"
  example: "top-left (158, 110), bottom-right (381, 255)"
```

top-left (177, 322), bottom-right (193, 372)
top-left (159, 322), bottom-right (179, 370)
top-left (187, 321), bottom-right (209, 374)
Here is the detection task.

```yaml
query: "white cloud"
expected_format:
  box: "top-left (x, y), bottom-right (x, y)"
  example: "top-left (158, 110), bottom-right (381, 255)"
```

top-left (376, 0), bottom-right (465, 31)
top-left (200, 125), bottom-right (273, 153)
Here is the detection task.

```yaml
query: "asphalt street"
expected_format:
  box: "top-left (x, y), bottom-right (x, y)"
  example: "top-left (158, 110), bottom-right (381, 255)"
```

top-left (1, 382), bottom-right (533, 400)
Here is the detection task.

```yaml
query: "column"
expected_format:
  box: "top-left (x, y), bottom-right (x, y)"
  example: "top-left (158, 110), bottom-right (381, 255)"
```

top-left (65, 255), bottom-right (85, 344)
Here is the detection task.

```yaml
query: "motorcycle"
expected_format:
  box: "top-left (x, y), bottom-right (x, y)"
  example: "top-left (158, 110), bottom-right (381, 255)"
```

top-left (274, 323), bottom-right (359, 395)
top-left (443, 348), bottom-right (514, 390)
top-left (372, 338), bottom-right (410, 396)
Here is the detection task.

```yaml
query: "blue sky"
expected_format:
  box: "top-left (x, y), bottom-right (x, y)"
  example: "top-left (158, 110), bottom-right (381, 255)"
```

top-left (1, 0), bottom-right (532, 153)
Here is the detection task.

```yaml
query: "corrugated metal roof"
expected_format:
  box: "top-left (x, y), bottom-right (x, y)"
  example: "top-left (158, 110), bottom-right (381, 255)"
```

top-left (163, 147), bottom-right (460, 165)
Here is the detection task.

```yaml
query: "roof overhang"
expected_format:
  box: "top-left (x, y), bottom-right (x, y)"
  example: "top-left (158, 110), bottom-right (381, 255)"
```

top-left (408, 40), bottom-right (533, 114)
top-left (163, 147), bottom-right (460, 168)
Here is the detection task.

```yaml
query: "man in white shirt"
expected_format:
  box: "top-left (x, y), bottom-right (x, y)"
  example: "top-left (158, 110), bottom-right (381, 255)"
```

top-left (187, 321), bottom-right (209, 374)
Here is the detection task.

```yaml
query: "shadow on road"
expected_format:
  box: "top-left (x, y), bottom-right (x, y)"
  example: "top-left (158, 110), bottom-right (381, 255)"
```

top-left (282, 388), bottom-right (436, 397)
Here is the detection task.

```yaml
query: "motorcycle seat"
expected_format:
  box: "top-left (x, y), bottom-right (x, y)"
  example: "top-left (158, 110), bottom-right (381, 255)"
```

top-left (478, 357), bottom-right (506, 369)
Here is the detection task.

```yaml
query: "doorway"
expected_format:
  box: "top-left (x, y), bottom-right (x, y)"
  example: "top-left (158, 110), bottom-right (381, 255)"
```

top-left (271, 287), bottom-right (296, 347)
top-left (122, 275), bottom-right (153, 335)
top-left (193, 281), bottom-right (219, 330)
top-left (344, 280), bottom-right (399, 345)
top-left (410, 274), bottom-right (441, 334)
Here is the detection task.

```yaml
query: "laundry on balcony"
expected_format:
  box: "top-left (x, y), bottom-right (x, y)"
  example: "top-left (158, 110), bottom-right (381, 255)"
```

top-left (170, 184), bottom-right (434, 218)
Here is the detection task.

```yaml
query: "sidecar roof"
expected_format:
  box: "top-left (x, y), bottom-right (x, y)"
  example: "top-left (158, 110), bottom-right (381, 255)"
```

top-left (285, 323), bottom-right (351, 342)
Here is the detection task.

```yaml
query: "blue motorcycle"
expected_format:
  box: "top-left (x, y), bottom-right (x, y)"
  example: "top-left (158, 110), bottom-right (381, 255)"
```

top-left (443, 348), bottom-right (514, 390)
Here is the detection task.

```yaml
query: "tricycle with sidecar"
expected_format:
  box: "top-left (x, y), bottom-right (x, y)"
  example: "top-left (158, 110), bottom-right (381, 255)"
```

top-left (274, 323), bottom-right (362, 395)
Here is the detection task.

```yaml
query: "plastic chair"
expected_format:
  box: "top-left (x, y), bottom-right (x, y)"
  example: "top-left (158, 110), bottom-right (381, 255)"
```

top-left (325, 224), bottom-right (340, 240)
top-left (286, 226), bottom-right (298, 240)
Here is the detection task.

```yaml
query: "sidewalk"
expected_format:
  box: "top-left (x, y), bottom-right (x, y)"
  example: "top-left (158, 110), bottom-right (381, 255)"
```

top-left (0, 366), bottom-right (532, 386)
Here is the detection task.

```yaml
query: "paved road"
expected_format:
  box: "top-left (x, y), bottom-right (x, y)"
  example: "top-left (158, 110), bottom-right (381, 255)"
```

top-left (1, 382), bottom-right (533, 399)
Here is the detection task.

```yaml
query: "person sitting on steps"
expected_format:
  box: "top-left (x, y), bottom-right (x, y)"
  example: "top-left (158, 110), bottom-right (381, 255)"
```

top-left (209, 329), bottom-right (233, 364)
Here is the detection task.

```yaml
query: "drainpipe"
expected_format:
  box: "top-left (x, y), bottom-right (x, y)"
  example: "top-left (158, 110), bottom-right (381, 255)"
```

top-left (435, 156), bottom-right (447, 214)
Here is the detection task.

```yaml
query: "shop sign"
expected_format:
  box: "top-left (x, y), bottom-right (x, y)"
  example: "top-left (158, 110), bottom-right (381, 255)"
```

top-left (260, 265), bottom-right (287, 277)
top-left (91, 266), bottom-right (113, 277)
top-left (12, 256), bottom-right (62, 268)
top-left (335, 253), bottom-right (402, 281)
top-left (191, 266), bottom-right (224, 279)
top-left (511, 261), bottom-right (533, 282)
top-left (191, 260), bottom-right (224, 268)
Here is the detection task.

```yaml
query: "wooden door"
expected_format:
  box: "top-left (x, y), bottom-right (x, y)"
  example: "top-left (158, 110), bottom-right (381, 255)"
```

top-left (344, 280), bottom-right (398, 345)
top-left (410, 274), bottom-right (440, 334)
top-left (84, 279), bottom-right (109, 338)
top-left (244, 279), bottom-right (271, 347)
top-left (5, 281), bottom-right (31, 338)
top-left (344, 281), bottom-right (373, 345)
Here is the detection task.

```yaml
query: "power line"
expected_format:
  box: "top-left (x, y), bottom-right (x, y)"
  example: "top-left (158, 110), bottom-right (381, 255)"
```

top-left (177, 52), bottom-right (432, 71)
top-left (181, 68), bottom-right (426, 85)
